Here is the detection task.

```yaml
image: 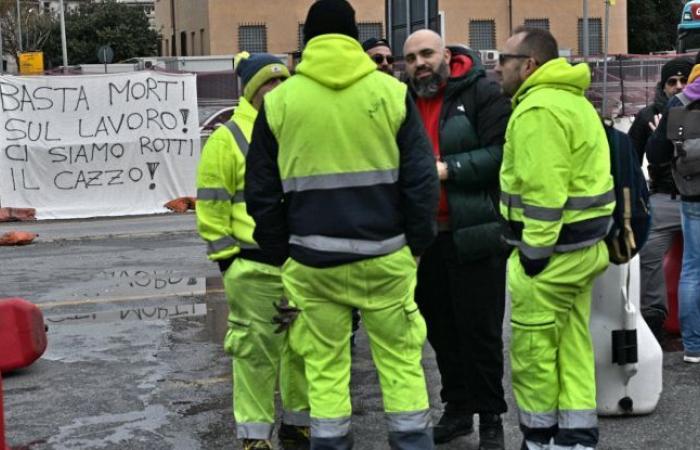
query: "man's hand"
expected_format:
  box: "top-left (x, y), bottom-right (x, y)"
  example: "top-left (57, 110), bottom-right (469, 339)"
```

top-left (436, 161), bottom-right (449, 181)
top-left (519, 252), bottom-right (549, 277)
top-left (272, 297), bottom-right (301, 334)
top-left (648, 113), bottom-right (662, 132)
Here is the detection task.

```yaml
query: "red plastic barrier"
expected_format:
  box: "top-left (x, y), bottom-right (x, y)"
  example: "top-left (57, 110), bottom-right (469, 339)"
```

top-left (663, 234), bottom-right (683, 335)
top-left (0, 298), bottom-right (47, 373)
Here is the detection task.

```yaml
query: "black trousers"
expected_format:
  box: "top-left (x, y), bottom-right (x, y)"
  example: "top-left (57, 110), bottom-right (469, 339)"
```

top-left (415, 232), bottom-right (508, 414)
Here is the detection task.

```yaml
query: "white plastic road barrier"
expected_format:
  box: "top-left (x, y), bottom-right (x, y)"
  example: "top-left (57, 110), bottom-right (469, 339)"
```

top-left (591, 256), bottom-right (663, 416)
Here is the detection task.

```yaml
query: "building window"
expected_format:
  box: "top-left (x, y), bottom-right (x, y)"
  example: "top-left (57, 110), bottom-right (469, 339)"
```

top-left (180, 31), bottom-right (188, 56)
top-left (386, 0), bottom-right (439, 56)
top-left (358, 22), bottom-right (383, 43)
top-left (164, 39), bottom-right (169, 57)
top-left (469, 20), bottom-right (496, 50)
top-left (577, 18), bottom-right (602, 55)
top-left (200, 29), bottom-right (205, 55)
top-left (238, 24), bottom-right (267, 53)
top-left (191, 31), bottom-right (196, 56)
top-left (524, 18), bottom-right (550, 31)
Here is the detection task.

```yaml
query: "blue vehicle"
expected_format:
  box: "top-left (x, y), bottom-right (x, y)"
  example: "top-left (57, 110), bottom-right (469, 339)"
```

top-left (678, 0), bottom-right (700, 53)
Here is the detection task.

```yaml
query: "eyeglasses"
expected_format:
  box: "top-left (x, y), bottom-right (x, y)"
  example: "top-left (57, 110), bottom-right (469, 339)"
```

top-left (371, 54), bottom-right (395, 65)
top-left (666, 76), bottom-right (688, 87)
top-left (498, 53), bottom-right (534, 66)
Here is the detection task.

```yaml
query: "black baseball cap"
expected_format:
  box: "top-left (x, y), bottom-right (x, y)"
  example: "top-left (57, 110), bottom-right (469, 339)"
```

top-left (362, 37), bottom-right (391, 52)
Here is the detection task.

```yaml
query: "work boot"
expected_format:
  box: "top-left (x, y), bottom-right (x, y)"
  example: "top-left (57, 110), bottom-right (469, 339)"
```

top-left (433, 406), bottom-right (474, 444)
top-left (478, 413), bottom-right (504, 450)
top-left (279, 423), bottom-right (310, 449)
top-left (242, 439), bottom-right (273, 450)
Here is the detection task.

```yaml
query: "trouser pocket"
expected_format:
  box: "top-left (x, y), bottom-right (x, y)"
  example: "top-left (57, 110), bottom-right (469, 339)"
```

top-left (403, 303), bottom-right (427, 353)
top-left (510, 312), bottom-right (559, 413)
top-left (224, 318), bottom-right (253, 357)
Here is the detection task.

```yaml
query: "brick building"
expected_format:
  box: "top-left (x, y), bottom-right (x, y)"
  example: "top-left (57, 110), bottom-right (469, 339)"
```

top-left (154, 0), bottom-right (627, 58)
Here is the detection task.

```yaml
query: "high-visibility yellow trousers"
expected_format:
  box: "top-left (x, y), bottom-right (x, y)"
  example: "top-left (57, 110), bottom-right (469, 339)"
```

top-left (508, 241), bottom-right (608, 450)
top-left (223, 258), bottom-right (309, 439)
top-left (283, 246), bottom-right (434, 450)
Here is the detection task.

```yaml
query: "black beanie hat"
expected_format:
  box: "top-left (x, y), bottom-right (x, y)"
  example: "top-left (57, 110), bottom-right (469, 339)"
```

top-left (661, 57), bottom-right (693, 85)
top-left (303, 0), bottom-right (359, 44)
top-left (235, 53), bottom-right (290, 101)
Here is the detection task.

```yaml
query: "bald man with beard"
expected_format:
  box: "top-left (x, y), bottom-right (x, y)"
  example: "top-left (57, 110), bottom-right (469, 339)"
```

top-left (403, 30), bottom-right (511, 450)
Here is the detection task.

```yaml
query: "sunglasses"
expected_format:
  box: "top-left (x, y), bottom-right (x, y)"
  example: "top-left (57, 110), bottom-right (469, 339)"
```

top-left (371, 54), bottom-right (395, 65)
top-left (498, 53), bottom-right (536, 66)
top-left (666, 76), bottom-right (688, 87)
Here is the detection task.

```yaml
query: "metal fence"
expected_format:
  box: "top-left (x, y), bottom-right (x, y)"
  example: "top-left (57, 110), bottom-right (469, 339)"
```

top-left (44, 53), bottom-right (698, 119)
top-left (587, 57), bottom-right (667, 118)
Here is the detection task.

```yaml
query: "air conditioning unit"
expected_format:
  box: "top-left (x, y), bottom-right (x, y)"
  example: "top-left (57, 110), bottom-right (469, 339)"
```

top-left (479, 49), bottom-right (499, 63)
top-left (139, 58), bottom-right (159, 70)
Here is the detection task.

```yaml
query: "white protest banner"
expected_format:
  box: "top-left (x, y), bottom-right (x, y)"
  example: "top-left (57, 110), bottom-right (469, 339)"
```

top-left (0, 72), bottom-right (200, 219)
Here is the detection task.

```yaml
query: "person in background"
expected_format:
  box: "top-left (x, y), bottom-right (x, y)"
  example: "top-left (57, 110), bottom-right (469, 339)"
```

top-left (245, 1), bottom-right (439, 448)
top-left (363, 37), bottom-right (394, 75)
top-left (629, 57), bottom-right (692, 162)
top-left (645, 50), bottom-right (700, 364)
top-left (496, 27), bottom-right (614, 450)
top-left (403, 29), bottom-right (511, 450)
top-left (628, 57), bottom-right (692, 341)
top-left (196, 52), bottom-right (309, 450)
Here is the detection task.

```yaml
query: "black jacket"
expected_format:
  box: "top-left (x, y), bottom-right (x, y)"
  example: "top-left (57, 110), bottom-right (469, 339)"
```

top-left (411, 46), bottom-right (512, 262)
top-left (629, 84), bottom-right (675, 194)
top-left (646, 92), bottom-right (700, 202)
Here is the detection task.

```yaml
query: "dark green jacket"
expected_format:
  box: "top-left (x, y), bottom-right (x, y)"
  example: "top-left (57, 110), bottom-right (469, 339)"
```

top-left (425, 46), bottom-right (511, 262)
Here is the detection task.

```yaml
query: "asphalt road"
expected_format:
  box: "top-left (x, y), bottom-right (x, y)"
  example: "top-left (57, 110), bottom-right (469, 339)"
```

top-left (1, 214), bottom-right (699, 449)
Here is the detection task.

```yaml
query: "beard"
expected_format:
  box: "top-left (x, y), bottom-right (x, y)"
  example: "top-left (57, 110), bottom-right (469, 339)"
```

top-left (410, 60), bottom-right (450, 98)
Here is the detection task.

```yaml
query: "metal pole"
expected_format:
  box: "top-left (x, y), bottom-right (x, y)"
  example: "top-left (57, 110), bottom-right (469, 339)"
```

top-left (170, 0), bottom-right (176, 56)
top-left (602, 0), bottom-right (611, 117)
top-left (59, 0), bottom-right (68, 69)
top-left (0, 16), bottom-right (4, 74)
top-left (583, 0), bottom-right (589, 61)
top-left (16, 0), bottom-right (22, 52)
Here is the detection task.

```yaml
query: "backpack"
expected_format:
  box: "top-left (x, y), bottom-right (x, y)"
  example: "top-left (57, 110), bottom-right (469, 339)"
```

top-left (604, 125), bottom-right (652, 264)
top-left (666, 93), bottom-right (700, 197)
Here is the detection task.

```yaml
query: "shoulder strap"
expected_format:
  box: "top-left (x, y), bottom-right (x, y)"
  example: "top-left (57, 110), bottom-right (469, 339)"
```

top-left (224, 121), bottom-right (249, 157)
top-left (677, 92), bottom-right (691, 107)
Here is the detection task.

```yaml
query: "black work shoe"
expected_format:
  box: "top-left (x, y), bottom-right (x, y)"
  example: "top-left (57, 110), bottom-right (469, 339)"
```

top-left (278, 423), bottom-right (310, 449)
top-left (433, 410), bottom-right (474, 444)
top-left (478, 414), bottom-right (504, 450)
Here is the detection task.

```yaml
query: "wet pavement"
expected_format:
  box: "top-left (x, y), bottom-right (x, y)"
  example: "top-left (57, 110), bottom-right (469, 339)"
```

top-left (2, 215), bottom-right (700, 449)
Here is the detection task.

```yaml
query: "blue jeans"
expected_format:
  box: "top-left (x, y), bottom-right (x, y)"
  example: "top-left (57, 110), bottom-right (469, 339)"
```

top-left (680, 201), bottom-right (700, 352)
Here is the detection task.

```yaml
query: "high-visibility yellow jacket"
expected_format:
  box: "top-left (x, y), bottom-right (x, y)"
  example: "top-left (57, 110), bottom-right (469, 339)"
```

top-left (499, 58), bottom-right (615, 260)
top-left (196, 97), bottom-right (259, 262)
top-left (244, 34), bottom-right (439, 268)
